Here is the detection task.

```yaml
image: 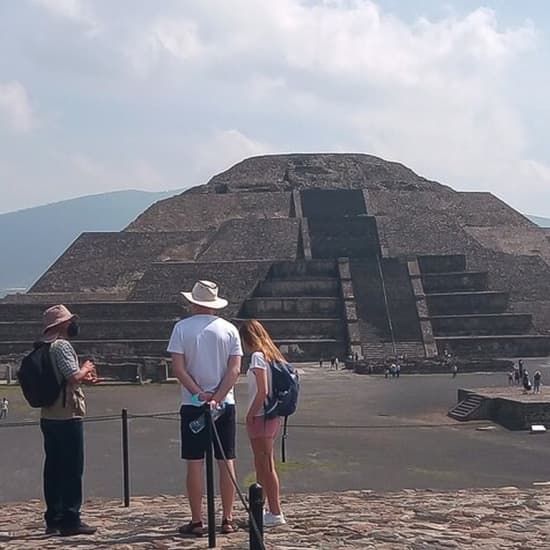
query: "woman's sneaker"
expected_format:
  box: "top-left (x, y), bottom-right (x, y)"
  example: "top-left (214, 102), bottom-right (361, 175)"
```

top-left (263, 511), bottom-right (286, 527)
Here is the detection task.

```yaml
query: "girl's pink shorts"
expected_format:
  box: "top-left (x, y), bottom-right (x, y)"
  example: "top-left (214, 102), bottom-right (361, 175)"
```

top-left (246, 416), bottom-right (281, 440)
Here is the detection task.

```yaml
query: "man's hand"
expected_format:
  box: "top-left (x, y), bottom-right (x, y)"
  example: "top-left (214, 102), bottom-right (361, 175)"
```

top-left (81, 360), bottom-right (95, 374)
top-left (198, 391), bottom-right (213, 403)
top-left (83, 371), bottom-right (104, 384)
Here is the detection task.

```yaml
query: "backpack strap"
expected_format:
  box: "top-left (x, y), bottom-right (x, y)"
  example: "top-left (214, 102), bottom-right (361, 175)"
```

top-left (281, 415), bottom-right (289, 463)
top-left (49, 341), bottom-right (68, 408)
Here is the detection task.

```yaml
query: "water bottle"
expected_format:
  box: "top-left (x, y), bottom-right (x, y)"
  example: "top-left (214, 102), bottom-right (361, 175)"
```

top-left (189, 414), bottom-right (206, 434)
top-left (188, 403), bottom-right (226, 434)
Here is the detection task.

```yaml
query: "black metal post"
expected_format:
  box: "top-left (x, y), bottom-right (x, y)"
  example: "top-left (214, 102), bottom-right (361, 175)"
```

top-left (249, 483), bottom-right (264, 550)
top-left (205, 408), bottom-right (216, 548)
top-left (121, 408), bottom-right (130, 507)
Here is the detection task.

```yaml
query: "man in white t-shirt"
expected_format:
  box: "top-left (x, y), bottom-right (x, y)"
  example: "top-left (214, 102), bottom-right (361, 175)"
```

top-left (167, 280), bottom-right (243, 537)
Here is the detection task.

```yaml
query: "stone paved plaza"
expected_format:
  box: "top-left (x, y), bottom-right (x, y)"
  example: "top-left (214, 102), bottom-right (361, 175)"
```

top-left (3, 487), bottom-right (550, 549)
top-left (3, 362), bottom-right (550, 549)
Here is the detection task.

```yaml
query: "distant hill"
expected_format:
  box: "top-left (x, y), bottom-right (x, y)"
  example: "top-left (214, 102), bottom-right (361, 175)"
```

top-left (528, 215), bottom-right (550, 227)
top-left (0, 189), bottom-right (182, 297)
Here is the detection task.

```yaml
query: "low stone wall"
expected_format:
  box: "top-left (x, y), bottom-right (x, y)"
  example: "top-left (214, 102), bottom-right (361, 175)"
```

top-left (458, 388), bottom-right (550, 430)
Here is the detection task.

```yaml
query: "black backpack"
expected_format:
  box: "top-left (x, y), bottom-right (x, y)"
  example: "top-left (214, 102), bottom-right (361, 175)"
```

top-left (18, 342), bottom-right (64, 408)
top-left (264, 361), bottom-right (300, 463)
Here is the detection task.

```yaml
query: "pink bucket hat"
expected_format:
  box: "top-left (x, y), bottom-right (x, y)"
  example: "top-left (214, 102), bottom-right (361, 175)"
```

top-left (43, 304), bottom-right (76, 334)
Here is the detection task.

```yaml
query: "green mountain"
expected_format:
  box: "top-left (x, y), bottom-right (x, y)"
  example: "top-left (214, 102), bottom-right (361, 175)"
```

top-left (528, 215), bottom-right (550, 227)
top-left (0, 189), bottom-right (182, 297)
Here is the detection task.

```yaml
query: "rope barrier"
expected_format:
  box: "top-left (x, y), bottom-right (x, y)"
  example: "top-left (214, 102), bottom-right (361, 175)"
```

top-left (0, 411), bottom-right (485, 431)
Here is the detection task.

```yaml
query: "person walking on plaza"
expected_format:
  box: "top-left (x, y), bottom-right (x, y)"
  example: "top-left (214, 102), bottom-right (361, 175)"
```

top-left (534, 370), bottom-right (542, 394)
top-left (518, 359), bottom-right (524, 378)
top-left (39, 305), bottom-right (100, 536)
top-left (0, 397), bottom-right (8, 419)
top-left (168, 280), bottom-right (242, 537)
top-left (240, 319), bottom-right (287, 527)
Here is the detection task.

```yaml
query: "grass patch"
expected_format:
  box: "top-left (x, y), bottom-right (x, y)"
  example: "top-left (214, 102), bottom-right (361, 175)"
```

top-left (242, 460), bottom-right (307, 488)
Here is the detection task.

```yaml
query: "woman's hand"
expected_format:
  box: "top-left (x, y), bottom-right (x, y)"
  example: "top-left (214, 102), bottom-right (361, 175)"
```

top-left (246, 412), bottom-right (255, 425)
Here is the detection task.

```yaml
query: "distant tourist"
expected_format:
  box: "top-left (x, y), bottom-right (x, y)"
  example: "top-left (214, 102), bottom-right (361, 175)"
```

top-left (508, 371), bottom-right (514, 386)
top-left (514, 368), bottom-right (520, 385)
top-left (167, 281), bottom-right (242, 536)
top-left (390, 363), bottom-right (396, 378)
top-left (319, 359), bottom-right (323, 368)
top-left (38, 305), bottom-right (100, 536)
top-left (396, 363), bottom-right (401, 378)
top-left (0, 397), bottom-right (7, 419)
top-left (329, 357), bottom-right (335, 370)
top-left (384, 367), bottom-right (389, 379)
top-left (239, 320), bottom-right (287, 527)
top-left (334, 356), bottom-right (339, 370)
top-left (452, 364), bottom-right (458, 378)
top-left (354, 352), bottom-right (359, 362)
top-left (518, 359), bottom-right (524, 378)
top-left (522, 370), bottom-right (532, 393)
top-left (534, 371), bottom-right (542, 394)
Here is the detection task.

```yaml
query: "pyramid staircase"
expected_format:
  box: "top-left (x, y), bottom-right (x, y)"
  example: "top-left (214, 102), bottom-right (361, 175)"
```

top-left (237, 260), bottom-right (347, 362)
top-left (448, 393), bottom-right (484, 421)
top-left (420, 255), bottom-right (550, 357)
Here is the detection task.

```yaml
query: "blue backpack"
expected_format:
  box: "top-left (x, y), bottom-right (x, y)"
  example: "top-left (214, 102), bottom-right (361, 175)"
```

top-left (264, 361), bottom-right (300, 419)
top-left (264, 362), bottom-right (300, 462)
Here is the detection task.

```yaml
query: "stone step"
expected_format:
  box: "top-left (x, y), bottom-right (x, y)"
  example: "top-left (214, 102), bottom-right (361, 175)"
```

top-left (448, 395), bottom-right (484, 421)
top-left (431, 313), bottom-right (533, 336)
top-left (422, 271), bottom-right (488, 293)
top-left (242, 297), bottom-right (342, 318)
top-left (269, 260), bottom-right (337, 279)
top-left (255, 278), bottom-right (340, 297)
top-left (0, 302), bottom-right (181, 322)
top-left (426, 291), bottom-right (509, 315)
top-left (233, 318), bottom-right (346, 339)
top-left (418, 255), bottom-right (467, 274)
top-left (435, 335), bottom-right (550, 358)
top-left (0, 319), bottom-right (180, 341)
top-left (276, 338), bottom-right (347, 362)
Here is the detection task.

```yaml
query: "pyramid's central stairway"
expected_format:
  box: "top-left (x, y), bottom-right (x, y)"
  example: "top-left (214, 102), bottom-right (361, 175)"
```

top-left (237, 260), bottom-right (347, 361)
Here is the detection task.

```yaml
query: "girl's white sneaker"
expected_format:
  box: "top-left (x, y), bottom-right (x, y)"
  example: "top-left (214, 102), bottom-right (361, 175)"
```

top-left (263, 511), bottom-right (286, 526)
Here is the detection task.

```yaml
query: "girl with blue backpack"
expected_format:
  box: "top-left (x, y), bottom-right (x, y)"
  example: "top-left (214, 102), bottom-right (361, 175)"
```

top-left (239, 320), bottom-right (297, 527)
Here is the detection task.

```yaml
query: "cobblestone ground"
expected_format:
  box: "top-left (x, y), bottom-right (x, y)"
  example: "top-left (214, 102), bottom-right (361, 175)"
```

top-left (3, 487), bottom-right (550, 549)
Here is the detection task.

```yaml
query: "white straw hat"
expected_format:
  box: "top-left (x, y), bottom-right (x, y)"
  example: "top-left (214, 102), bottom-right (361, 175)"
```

top-left (181, 280), bottom-right (228, 309)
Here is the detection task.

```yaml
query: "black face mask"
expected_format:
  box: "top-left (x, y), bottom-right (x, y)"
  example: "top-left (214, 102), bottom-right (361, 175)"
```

top-left (67, 320), bottom-right (80, 338)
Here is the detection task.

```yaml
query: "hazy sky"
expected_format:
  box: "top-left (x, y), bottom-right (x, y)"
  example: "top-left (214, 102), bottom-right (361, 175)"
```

top-left (1, 1), bottom-right (549, 215)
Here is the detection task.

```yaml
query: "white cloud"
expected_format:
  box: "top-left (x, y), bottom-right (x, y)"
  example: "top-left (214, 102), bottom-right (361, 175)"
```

top-left (0, 82), bottom-right (36, 134)
top-left (193, 130), bottom-right (273, 181)
top-left (0, 1), bottom-right (548, 215)
top-left (30, 0), bottom-right (98, 31)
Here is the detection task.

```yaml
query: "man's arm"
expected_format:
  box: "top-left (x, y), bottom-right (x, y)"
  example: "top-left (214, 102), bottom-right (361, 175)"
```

top-left (171, 353), bottom-right (207, 398)
top-left (211, 355), bottom-right (241, 406)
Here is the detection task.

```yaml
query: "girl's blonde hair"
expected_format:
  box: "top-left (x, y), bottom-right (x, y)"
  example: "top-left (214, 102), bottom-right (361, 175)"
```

top-left (239, 319), bottom-right (286, 364)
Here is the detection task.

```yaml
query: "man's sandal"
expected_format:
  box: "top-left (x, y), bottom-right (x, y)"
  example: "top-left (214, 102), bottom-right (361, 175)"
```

top-left (221, 518), bottom-right (236, 534)
top-left (178, 521), bottom-right (205, 537)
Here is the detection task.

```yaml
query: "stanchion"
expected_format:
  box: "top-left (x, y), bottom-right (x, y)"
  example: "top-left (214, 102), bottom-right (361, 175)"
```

top-left (205, 407), bottom-right (216, 548)
top-left (121, 408), bottom-right (130, 507)
top-left (249, 483), bottom-right (264, 550)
